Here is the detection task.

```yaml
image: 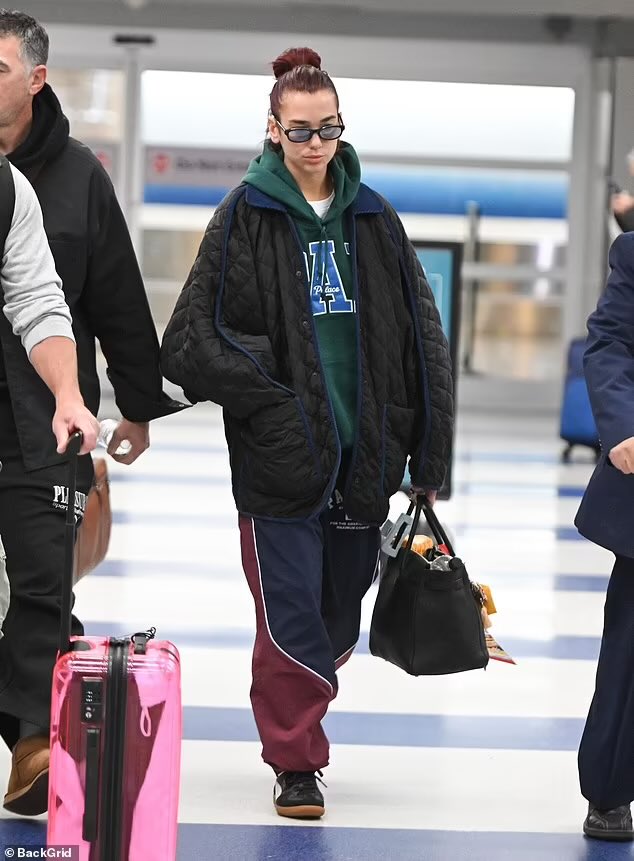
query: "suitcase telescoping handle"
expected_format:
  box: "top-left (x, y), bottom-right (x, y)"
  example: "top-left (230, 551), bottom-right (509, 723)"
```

top-left (59, 431), bottom-right (83, 655)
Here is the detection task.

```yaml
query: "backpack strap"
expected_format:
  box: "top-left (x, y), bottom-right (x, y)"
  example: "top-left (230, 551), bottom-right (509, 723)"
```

top-left (0, 157), bottom-right (16, 261)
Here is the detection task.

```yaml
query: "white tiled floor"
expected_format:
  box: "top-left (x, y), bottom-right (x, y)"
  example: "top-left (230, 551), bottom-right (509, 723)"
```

top-left (0, 403), bottom-right (629, 860)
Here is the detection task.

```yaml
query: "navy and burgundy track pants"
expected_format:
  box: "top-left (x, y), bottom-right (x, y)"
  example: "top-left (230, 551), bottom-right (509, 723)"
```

top-left (239, 495), bottom-right (380, 773)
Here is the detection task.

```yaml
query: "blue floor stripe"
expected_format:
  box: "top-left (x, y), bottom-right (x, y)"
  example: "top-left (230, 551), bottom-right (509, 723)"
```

top-left (502, 636), bottom-right (600, 660)
top-left (555, 574), bottom-right (609, 592)
top-left (82, 622), bottom-right (601, 661)
top-left (180, 706), bottom-right (584, 750)
top-left (178, 824), bottom-right (634, 861)
top-left (455, 483), bottom-right (586, 498)
top-left (558, 486), bottom-right (586, 498)
top-left (0, 822), bottom-right (628, 861)
top-left (460, 451), bottom-right (596, 466)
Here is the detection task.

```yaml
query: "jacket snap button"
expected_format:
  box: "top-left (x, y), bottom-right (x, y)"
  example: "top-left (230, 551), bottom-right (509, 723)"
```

top-left (311, 372), bottom-right (319, 382)
top-left (296, 270), bottom-right (303, 278)
top-left (302, 320), bottom-right (309, 329)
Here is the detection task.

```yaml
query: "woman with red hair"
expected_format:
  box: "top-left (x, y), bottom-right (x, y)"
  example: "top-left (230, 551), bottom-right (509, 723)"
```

top-left (162, 47), bottom-right (453, 819)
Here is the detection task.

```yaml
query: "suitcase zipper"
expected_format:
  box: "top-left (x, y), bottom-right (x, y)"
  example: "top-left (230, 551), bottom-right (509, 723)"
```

top-left (100, 638), bottom-right (129, 861)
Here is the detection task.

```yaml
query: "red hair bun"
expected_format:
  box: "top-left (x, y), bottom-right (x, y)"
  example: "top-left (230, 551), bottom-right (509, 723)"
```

top-left (272, 47), bottom-right (322, 79)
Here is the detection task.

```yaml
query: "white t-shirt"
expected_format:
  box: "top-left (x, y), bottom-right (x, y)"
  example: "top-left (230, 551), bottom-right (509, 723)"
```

top-left (308, 191), bottom-right (335, 220)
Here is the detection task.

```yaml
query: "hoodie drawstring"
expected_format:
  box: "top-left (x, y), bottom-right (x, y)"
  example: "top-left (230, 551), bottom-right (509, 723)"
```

top-left (319, 224), bottom-right (328, 293)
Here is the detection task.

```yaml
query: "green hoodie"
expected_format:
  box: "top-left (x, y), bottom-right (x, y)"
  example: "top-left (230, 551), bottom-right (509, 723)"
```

top-left (243, 142), bottom-right (362, 452)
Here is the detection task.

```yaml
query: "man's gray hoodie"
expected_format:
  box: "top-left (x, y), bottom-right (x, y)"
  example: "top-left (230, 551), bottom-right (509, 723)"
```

top-left (1, 162), bottom-right (75, 357)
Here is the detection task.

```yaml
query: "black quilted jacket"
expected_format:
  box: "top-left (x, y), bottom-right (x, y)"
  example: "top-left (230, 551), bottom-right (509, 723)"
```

top-left (161, 183), bottom-right (454, 523)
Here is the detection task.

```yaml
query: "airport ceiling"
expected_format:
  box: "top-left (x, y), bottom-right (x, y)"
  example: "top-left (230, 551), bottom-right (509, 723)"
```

top-left (130, 0), bottom-right (634, 15)
top-left (29, 0), bottom-right (634, 19)
top-left (38, 0), bottom-right (634, 16)
top-left (19, 0), bottom-right (634, 50)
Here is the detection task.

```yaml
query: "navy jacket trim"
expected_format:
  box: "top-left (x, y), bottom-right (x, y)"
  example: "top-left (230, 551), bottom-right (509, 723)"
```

top-left (244, 182), bottom-right (384, 216)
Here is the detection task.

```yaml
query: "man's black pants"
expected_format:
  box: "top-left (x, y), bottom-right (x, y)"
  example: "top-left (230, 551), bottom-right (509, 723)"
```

top-left (0, 451), bottom-right (93, 750)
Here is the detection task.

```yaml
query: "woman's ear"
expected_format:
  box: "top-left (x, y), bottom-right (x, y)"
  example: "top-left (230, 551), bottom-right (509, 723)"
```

top-left (268, 115), bottom-right (281, 144)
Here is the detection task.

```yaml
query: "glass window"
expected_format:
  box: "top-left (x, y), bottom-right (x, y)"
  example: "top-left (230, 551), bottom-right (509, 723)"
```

top-left (142, 71), bottom-right (574, 163)
top-left (46, 68), bottom-right (124, 180)
top-left (47, 68), bottom-right (124, 142)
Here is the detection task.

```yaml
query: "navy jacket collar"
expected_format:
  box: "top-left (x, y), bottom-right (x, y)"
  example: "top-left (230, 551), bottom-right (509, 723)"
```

top-left (244, 182), bottom-right (384, 215)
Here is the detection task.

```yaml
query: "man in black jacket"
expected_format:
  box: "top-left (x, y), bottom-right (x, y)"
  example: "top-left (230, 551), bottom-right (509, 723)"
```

top-left (0, 10), bottom-right (183, 815)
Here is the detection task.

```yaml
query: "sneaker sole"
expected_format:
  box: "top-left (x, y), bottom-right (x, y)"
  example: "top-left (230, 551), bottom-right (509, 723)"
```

top-left (3, 768), bottom-right (49, 817)
top-left (583, 823), bottom-right (634, 843)
top-left (275, 803), bottom-right (325, 820)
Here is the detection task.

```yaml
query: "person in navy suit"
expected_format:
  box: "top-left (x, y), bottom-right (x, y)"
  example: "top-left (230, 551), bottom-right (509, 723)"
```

top-left (575, 231), bottom-right (634, 842)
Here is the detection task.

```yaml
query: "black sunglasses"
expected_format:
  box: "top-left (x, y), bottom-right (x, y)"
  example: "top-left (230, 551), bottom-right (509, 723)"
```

top-left (275, 116), bottom-right (345, 144)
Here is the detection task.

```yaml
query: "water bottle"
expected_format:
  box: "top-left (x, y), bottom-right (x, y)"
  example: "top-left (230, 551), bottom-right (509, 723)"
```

top-left (97, 419), bottom-right (132, 456)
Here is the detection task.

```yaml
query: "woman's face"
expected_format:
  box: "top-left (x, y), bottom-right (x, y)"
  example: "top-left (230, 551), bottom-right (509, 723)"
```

top-left (268, 89), bottom-right (341, 184)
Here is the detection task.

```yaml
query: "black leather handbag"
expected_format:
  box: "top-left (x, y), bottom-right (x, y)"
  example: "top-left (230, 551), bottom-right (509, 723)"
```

top-left (369, 498), bottom-right (489, 676)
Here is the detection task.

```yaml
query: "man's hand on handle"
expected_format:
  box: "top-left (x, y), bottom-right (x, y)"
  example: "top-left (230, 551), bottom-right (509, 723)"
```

top-left (53, 397), bottom-right (99, 456)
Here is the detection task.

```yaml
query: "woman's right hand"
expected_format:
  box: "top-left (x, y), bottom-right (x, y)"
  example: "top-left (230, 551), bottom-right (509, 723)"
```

top-left (410, 486), bottom-right (437, 506)
top-left (612, 192), bottom-right (634, 216)
top-left (609, 437), bottom-right (634, 474)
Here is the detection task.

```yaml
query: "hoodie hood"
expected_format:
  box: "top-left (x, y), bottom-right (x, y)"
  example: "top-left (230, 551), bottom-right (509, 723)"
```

top-left (8, 84), bottom-right (69, 179)
top-left (244, 142), bottom-right (362, 454)
top-left (242, 141), bottom-right (361, 227)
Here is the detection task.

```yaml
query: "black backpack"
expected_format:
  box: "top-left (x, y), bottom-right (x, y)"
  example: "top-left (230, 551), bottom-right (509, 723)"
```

top-left (0, 156), bottom-right (16, 258)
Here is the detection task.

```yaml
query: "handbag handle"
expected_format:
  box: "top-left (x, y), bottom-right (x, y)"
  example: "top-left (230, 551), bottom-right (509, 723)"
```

top-left (404, 497), bottom-right (456, 558)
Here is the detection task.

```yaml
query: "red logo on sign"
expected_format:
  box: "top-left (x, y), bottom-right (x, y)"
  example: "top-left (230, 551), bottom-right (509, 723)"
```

top-left (153, 152), bottom-right (171, 175)
top-left (95, 150), bottom-right (112, 171)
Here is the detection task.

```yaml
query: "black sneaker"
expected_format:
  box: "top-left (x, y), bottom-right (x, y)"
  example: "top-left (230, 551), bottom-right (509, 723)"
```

top-left (273, 771), bottom-right (326, 819)
top-left (584, 804), bottom-right (634, 841)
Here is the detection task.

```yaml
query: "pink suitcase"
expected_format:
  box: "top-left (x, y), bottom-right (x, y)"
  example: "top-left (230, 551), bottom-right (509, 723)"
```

top-left (47, 433), bottom-right (182, 860)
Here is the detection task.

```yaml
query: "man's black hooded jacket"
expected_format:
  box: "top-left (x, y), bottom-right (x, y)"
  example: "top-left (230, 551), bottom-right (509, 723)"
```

top-left (4, 84), bottom-right (182, 469)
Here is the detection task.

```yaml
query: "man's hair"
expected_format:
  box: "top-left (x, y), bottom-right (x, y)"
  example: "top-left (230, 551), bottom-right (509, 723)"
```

top-left (0, 9), bottom-right (48, 68)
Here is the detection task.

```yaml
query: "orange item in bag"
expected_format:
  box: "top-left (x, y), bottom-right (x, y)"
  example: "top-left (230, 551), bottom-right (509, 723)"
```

top-left (410, 535), bottom-right (434, 556)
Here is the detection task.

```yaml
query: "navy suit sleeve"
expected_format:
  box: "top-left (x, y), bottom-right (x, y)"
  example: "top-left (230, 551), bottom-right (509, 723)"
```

top-left (584, 232), bottom-right (634, 452)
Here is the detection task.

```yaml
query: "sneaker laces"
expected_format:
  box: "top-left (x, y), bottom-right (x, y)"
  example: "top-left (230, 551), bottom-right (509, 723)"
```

top-left (281, 769), bottom-right (328, 790)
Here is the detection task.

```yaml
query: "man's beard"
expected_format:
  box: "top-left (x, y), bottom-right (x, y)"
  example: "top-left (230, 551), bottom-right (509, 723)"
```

top-left (0, 92), bottom-right (31, 129)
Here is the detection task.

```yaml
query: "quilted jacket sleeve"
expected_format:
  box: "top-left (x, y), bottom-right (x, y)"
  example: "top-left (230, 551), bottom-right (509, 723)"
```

top-left (160, 191), bottom-right (292, 419)
top-left (383, 203), bottom-right (455, 490)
